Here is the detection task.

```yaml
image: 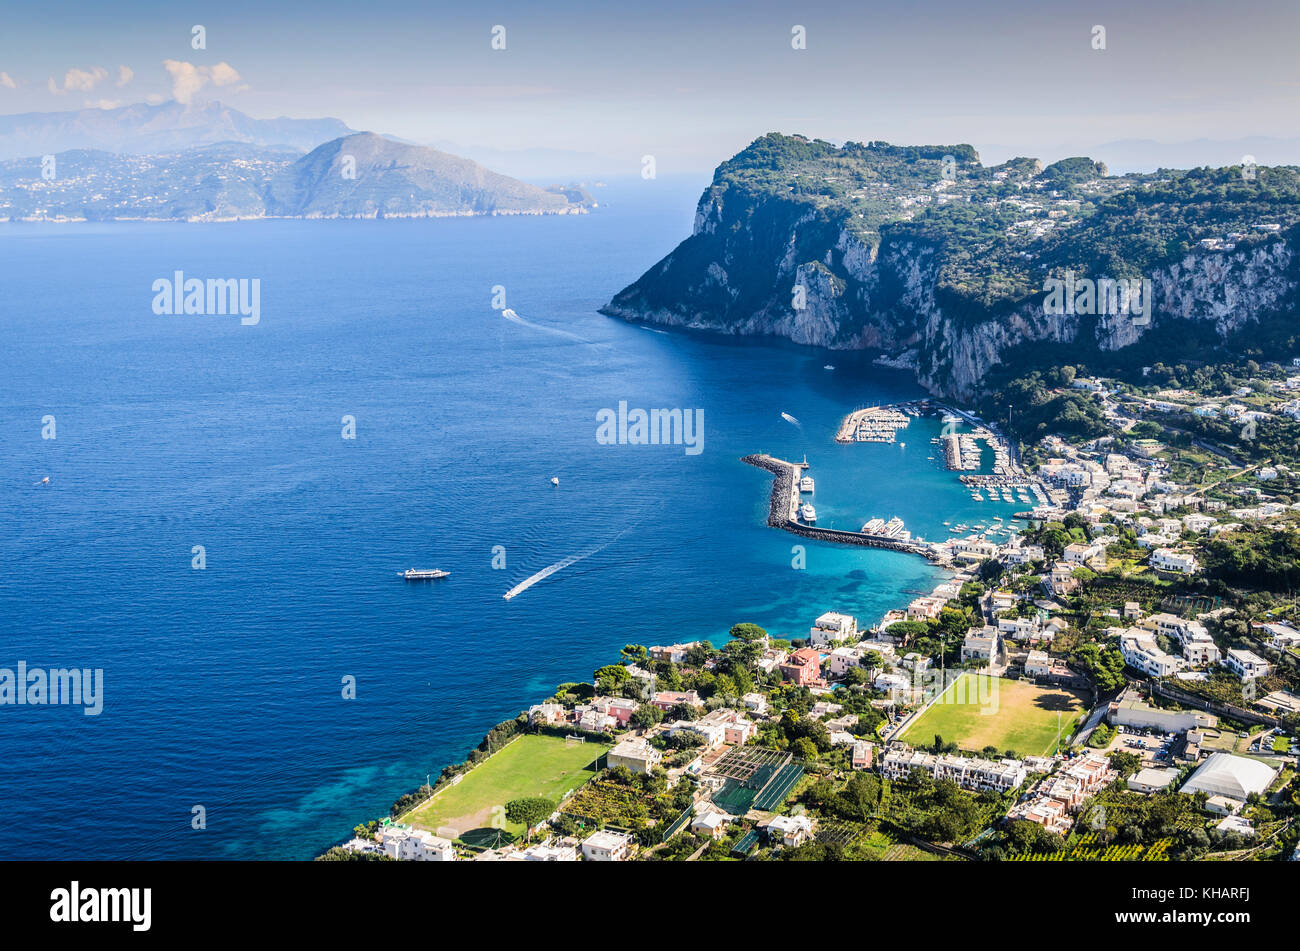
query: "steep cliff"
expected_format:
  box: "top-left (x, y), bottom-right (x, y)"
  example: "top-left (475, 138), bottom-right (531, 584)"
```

top-left (602, 134), bottom-right (1300, 400)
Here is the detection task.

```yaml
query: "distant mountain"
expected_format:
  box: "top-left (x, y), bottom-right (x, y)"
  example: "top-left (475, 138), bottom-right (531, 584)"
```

top-left (0, 133), bottom-right (592, 221)
top-left (265, 133), bottom-right (590, 218)
top-left (0, 101), bottom-right (354, 161)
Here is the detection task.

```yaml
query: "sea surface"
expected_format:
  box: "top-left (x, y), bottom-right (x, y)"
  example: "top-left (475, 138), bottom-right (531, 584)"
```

top-left (0, 177), bottom-right (1023, 858)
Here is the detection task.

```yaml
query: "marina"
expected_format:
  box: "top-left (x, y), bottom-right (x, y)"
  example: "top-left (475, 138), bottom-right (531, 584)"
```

top-left (742, 454), bottom-right (945, 562)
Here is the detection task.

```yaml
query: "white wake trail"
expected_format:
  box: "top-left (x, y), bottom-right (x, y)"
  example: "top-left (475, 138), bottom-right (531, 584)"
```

top-left (500, 308), bottom-right (590, 344)
top-left (502, 527), bottom-right (631, 601)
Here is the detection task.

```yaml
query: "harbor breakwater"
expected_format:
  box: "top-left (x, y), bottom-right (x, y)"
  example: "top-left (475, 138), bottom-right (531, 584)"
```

top-left (741, 454), bottom-right (945, 562)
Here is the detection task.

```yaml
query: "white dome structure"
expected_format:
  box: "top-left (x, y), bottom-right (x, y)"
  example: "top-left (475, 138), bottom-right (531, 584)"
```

top-left (1180, 752), bottom-right (1277, 802)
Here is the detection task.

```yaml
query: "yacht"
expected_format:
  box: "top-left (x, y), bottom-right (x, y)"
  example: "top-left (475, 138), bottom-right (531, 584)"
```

top-left (402, 569), bottom-right (449, 581)
top-left (800, 503), bottom-right (817, 523)
top-left (799, 476), bottom-right (815, 493)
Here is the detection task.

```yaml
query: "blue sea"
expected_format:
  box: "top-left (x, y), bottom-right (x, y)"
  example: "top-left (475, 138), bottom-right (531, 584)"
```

top-left (0, 177), bottom-right (1023, 859)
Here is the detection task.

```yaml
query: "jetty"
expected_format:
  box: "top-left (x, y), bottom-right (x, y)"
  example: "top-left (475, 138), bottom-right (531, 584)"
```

top-left (741, 454), bottom-right (946, 563)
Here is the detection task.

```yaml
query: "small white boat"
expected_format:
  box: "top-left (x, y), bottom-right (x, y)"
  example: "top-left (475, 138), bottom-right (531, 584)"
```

top-left (823, 364), bottom-right (835, 370)
top-left (550, 477), bottom-right (559, 486)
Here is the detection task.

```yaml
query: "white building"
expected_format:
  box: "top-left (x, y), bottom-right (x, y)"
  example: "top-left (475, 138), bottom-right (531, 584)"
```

top-left (1024, 650), bottom-right (1052, 677)
top-left (766, 814), bottom-right (814, 847)
top-left (581, 830), bottom-right (634, 861)
top-left (1222, 648), bottom-right (1271, 681)
top-left (1119, 628), bottom-right (1185, 678)
top-left (380, 824), bottom-right (456, 862)
top-left (881, 747), bottom-right (1027, 792)
top-left (961, 627), bottom-right (999, 663)
top-left (607, 737), bottom-right (662, 775)
top-left (1150, 548), bottom-right (1199, 575)
top-left (809, 611), bottom-right (858, 647)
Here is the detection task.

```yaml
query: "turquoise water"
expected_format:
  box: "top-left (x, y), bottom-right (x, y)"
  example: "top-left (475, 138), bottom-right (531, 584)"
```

top-left (0, 177), bottom-right (1021, 858)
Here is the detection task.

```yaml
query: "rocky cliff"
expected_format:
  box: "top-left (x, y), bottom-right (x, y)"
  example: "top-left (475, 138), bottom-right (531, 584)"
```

top-left (602, 134), bottom-right (1300, 400)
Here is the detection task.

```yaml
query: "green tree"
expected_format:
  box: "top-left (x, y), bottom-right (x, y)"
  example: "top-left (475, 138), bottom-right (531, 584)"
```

top-left (505, 797), bottom-right (556, 842)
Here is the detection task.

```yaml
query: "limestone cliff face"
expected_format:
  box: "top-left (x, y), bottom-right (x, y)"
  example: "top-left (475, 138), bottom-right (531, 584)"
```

top-left (603, 182), bottom-right (1299, 401)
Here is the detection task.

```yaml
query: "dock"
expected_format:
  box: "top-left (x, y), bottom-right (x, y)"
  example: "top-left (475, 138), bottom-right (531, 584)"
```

top-left (741, 454), bottom-right (946, 563)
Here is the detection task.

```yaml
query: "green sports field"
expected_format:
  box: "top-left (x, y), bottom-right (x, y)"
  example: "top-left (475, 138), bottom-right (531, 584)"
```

top-left (404, 734), bottom-right (610, 840)
top-left (898, 673), bottom-right (1088, 757)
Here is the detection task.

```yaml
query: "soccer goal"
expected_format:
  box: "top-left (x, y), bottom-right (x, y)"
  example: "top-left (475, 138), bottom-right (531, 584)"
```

top-left (564, 734), bottom-right (586, 747)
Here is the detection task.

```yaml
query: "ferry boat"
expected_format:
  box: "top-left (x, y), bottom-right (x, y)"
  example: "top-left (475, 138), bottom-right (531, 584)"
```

top-left (862, 518), bottom-right (886, 534)
top-left (402, 569), bottom-right (449, 581)
top-left (799, 476), bottom-right (815, 493)
top-left (800, 503), bottom-right (817, 523)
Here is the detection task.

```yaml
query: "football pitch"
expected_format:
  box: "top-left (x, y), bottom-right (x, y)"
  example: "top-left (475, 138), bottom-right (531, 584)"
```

top-left (898, 673), bottom-right (1088, 757)
top-left (404, 734), bottom-right (609, 839)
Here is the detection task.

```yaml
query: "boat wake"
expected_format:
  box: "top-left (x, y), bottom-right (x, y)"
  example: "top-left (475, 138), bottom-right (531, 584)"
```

top-left (500, 307), bottom-right (590, 344)
top-left (780, 412), bottom-right (801, 427)
top-left (502, 526), bottom-right (632, 601)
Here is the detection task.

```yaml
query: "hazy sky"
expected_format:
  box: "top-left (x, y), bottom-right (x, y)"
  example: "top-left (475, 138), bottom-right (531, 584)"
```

top-left (4, 0), bottom-right (1299, 171)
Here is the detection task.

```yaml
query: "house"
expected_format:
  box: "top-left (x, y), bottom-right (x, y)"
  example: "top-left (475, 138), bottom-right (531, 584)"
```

top-left (528, 702), bottom-right (566, 726)
top-left (767, 814), bottom-right (814, 848)
top-left (1128, 766), bottom-right (1180, 795)
top-left (900, 652), bottom-right (931, 673)
top-left (690, 811), bottom-right (730, 839)
top-left (606, 737), bottom-right (662, 775)
top-left (880, 747), bottom-right (1027, 792)
top-left (575, 708), bottom-right (617, 733)
top-left (1261, 622), bottom-right (1300, 651)
top-left (741, 692), bottom-right (768, 715)
top-left (581, 830), bottom-right (634, 862)
top-left (906, 596), bottom-right (946, 620)
top-left (591, 696), bottom-right (638, 727)
top-left (809, 611), bottom-right (858, 646)
top-left (1222, 649), bottom-right (1271, 681)
top-left (650, 690), bottom-right (703, 712)
top-left (379, 824), bottom-right (456, 862)
top-left (1063, 542), bottom-right (1106, 567)
top-left (1216, 815), bottom-right (1256, 838)
top-left (1024, 650), bottom-right (1052, 677)
top-left (998, 615), bottom-right (1039, 639)
top-left (780, 647), bottom-right (825, 686)
top-left (851, 740), bottom-right (874, 770)
top-left (1150, 548), bottom-right (1199, 575)
top-left (1048, 561), bottom-right (1080, 596)
top-left (648, 643), bottom-right (697, 664)
top-left (826, 646), bottom-right (863, 677)
top-left (1119, 628), bottom-right (1185, 678)
top-left (513, 842), bottom-right (578, 861)
top-left (1038, 617), bottom-right (1067, 643)
top-left (961, 627), bottom-right (999, 663)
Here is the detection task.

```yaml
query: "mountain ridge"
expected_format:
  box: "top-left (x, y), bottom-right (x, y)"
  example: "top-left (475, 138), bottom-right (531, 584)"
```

top-left (601, 133), bottom-right (1300, 400)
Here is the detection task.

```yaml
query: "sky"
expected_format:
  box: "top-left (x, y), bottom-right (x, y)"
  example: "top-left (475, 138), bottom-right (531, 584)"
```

top-left (3, 0), bottom-right (1300, 173)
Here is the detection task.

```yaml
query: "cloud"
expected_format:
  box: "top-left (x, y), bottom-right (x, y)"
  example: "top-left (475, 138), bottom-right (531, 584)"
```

top-left (49, 66), bottom-right (109, 94)
top-left (117, 65), bottom-right (133, 87)
top-left (162, 59), bottom-right (242, 105)
top-left (0, 72), bottom-right (16, 89)
top-left (85, 99), bottom-right (123, 110)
